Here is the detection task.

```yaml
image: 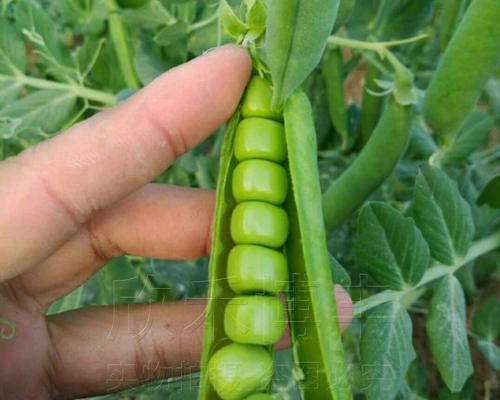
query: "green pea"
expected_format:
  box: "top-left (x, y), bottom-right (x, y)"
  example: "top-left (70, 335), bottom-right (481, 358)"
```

top-left (231, 202), bottom-right (289, 248)
top-left (227, 245), bottom-right (288, 294)
top-left (241, 77), bottom-right (282, 120)
top-left (234, 118), bottom-right (287, 163)
top-left (208, 343), bottom-right (273, 400)
top-left (224, 296), bottom-right (286, 345)
top-left (232, 160), bottom-right (288, 205)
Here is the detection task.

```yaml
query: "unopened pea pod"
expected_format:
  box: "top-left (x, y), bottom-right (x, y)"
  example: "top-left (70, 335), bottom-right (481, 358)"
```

top-left (357, 62), bottom-right (383, 148)
top-left (322, 47), bottom-right (350, 149)
top-left (439, 0), bottom-right (467, 51)
top-left (322, 97), bottom-right (412, 229)
top-left (423, 0), bottom-right (500, 146)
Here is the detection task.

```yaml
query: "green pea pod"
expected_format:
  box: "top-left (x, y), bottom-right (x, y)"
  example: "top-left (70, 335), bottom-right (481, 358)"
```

top-left (199, 88), bottom-right (351, 399)
top-left (322, 97), bottom-right (412, 229)
top-left (439, 0), bottom-right (467, 52)
top-left (357, 62), bottom-right (383, 148)
top-left (322, 48), bottom-right (350, 150)
top-left (284, 91), bottom-right (351, 400)
top-left (422, 0), bottom-right (500, 147)
top-left (198, 111), bottom-right (241, 400)
top-left (266, 0), bottom-right (339, 105)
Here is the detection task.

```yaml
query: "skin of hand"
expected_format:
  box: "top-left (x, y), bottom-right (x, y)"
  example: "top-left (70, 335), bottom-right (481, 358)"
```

top-left (0, 45), bottom-right (353, 400)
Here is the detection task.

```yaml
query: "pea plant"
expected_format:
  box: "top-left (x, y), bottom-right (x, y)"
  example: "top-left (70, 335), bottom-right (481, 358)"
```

top-left (0, 1), bottom-right (499, 399)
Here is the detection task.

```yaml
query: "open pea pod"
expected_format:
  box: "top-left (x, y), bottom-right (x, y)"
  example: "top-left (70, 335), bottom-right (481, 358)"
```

top-left (199, 110), bottom-right (241, 400)
top-left (198, 85), bottom-right (351, 400)
top-left (283, 91), bottom-right (351, 400)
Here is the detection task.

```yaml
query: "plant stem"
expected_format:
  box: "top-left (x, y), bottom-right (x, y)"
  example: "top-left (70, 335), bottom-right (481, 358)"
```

top-left (188, 12), bottom-right (218, 32)
top-left (105, 0), bottom-right (140, 89)
top-left (328, 33), bottom-right (428, 52)
top-left (354, 231), bottom-right (500, 316)
top-left (0, 74), bottom-right (116, 105)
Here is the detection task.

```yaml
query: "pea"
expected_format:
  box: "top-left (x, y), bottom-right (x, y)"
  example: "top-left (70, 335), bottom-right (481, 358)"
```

top-left (234, 118), bottom-right (287, 163)
top-left (208, 343), bottom-right (273, 400)
top-left (244, 394), bottom-right (278, 400)
top-left (241, 77), bottom-right (282, 120)
top-left (232, 160), bottom-right (288, 205)
top-left (231, 202), bottom-right (289, 248)
top-left (224, 296), bottom-right (286, 345)
top-left (227, 245), bottom-right (288, 294)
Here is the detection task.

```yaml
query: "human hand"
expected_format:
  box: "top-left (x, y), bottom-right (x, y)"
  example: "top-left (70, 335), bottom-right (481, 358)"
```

top-left (0, 45), bottom-right (352, 399)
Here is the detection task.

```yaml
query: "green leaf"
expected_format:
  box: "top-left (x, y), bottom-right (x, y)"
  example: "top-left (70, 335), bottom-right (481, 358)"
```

top-left (472, 297), bottom-right (499, 340)
top-left (0, 16), bottom-right (26, 75)
top-left (346, 0), bottom-right (379, 39)
top-left (454, 261), bottom-right (476, 294)
top-left (0, 90), bottom-right (77, 137)
top-left (134, 38), bottom-right (169, 85)
top-left (378, 0), bottom-right (434, 39)
top-left (122, 0), bottom-right (177, 28)
top-left (361, 301), bottom-right (416, 400)
top-left (412, 166), bottom-right (475, 265)
top-left (426, 275), bottom-right (473, 392)
top-left (0, 78), bottom-right (23, 108)
top-left (219, 0), bottom-right (247, 39)
top-left (47, 285), bottom-right (84, 315)
top-left (405, 121), bottom-right (438, 160)
top-left (329, 253), bottom-right (351, 288)
top-left (441, 112), bottom-right (494, 165)
top-left (15, 0), bottom-right (73, 71)
top-left (437, 378), bottom-right (473, 400)
top-left (265, 0), bottom-right (339, 105)
top-left (52, 0), bottom-right (106, 36)
top-left (356, 202), bottom-right (430, 290)
top-left (477, 174), bottom-right (500, 208)
top-left (485, 78), bottom-right (500, 119)
top-left (244, 0), bottom-right (266, 41)
top-left (475, 339), bottom-right (500, 370)
top-left (154, 21), bottom-right (188, 46)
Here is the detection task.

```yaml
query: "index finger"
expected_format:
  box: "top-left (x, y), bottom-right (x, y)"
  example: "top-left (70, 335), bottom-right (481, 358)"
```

top-left (0, 45), bottom-right (251, 281)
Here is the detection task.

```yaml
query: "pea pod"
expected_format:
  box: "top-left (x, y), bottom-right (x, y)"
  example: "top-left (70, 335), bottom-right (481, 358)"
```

top-left (422, 0), bottom-right (500, 146)
top-left (439, 0), bottom-right (467, 52)
top-left (322, 47), bottom-right (349, 149)
top-left (322, 97), bottom-right (412, 229)
top-left (199, 77), bottom-right (351, 400)
top-left (357, 62), bottom-right (383, 148)
top-left (284, 91), bottom-right (351, 400)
